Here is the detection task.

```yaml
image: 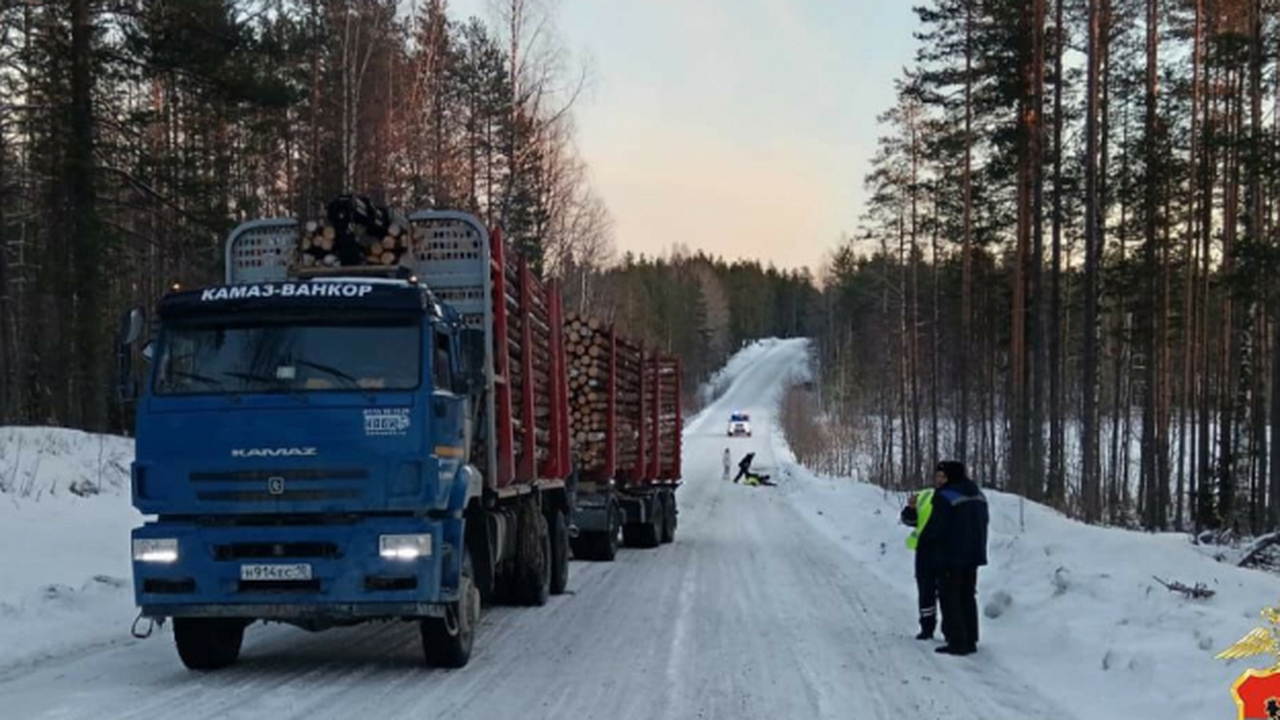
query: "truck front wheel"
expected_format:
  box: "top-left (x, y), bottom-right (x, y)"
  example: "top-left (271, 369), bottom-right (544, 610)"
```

top-left (173, 617), bottom-right (245, 671)
top-left (421, 551), bottom-right (479, 668)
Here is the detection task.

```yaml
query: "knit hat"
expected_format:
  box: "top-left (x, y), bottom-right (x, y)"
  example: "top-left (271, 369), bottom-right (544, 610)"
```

top-left (936, 461), bottom-right (966, 485)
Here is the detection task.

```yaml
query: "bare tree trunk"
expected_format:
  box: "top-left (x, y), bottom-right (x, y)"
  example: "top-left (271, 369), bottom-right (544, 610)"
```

top-left (931, 199), bottom-right (941, 466)
top-left (1047, 0), bottom-right (1066, 507)
top-left (1082, 0), bottom-right (1104, 522)
top-left (1139, 0), bottom-right (1161, 529)
top-left (1030, 0), bottom-right (1048, 503)
top-left (899, 210), bottom-right (911, 486)
top-left (958, 0), bottom-right (975, 465)
top-left (1012, 0), bottom-right (1043, 497)
top-left (909, 108), bottom-right (923, 481)
top-left (70, 0), bottom-right (101, 429)
top-left (1179, 0), bottom-right (1203, 532)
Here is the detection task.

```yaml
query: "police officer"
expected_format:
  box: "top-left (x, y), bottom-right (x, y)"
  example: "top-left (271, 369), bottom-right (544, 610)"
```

top-left (900, 470), bottom-right (946, 640)
top-left (917, 460), bottom-right (989, 656)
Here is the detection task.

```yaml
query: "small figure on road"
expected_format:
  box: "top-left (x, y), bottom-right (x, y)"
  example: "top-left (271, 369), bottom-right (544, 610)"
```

top-left (733, 452), bottom-right (755, 483)
top-left (918, 461), bottom-right (989, 656)
top-left (901, 470), bottom-right (947, 640)
top-left (723, 448), bottom-right (732, 480)
top-left (734, 452), bottom-right (775, 486)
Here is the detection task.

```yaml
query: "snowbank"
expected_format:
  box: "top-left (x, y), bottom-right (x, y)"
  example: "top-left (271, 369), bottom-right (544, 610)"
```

top-left (782, 452), bottom-right (1275, 719)
top-left (0, 427), bottom-right (142, 672)
top-left (744, 341), bottom-right (1270, 718)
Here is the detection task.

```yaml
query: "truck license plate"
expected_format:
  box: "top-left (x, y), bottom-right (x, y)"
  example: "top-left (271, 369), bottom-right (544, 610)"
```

top-left (240, 564), bottom-right (312, 582)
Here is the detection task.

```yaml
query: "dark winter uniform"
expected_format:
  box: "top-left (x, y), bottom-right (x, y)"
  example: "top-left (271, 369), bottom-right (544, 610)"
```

top-left (900, 489), bottom-right (938, 639)
top-left (917, 461), bottom-right (989, 655)
top-left (733, 453), bottom-right (755, 483)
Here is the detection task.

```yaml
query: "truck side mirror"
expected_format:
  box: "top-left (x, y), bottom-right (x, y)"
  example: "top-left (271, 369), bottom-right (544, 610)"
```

top-left (115, 306), bottom-right (145, 402)
top-left (457, 328), bottom-right (487, 394)
top-left (119, 306), bottom-right (145, 347)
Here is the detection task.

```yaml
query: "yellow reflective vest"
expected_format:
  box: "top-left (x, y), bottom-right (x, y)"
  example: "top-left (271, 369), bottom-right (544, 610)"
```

top-left (905, 489), bottom-right (935, 551)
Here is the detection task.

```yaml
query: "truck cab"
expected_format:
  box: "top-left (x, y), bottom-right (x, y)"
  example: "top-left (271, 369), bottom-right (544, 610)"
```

top-left (119, 202), bottom-right (569, 670)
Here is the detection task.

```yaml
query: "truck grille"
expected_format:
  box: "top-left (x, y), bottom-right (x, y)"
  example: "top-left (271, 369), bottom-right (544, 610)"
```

top-left (189, 469), bottom-right (368, 482)
top-left (189, 468), bottom-right (369, 505)
top-left (196, 489), bottom-right (361, 502)
top-left (214, 542), bottom-right (342, 561)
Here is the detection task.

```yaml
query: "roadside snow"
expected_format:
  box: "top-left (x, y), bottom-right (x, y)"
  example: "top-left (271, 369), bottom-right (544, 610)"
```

top-left (762, 358), bottom-right (1276, 719)
top-left (0, 428), bottom-right (142, 673)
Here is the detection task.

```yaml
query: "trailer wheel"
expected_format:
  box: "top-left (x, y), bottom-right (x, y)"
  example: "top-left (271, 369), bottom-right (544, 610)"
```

top-left (421, 550), bottom-right (479, 668)
top-left (173, 618), bottom-right (245, 671)
top-left (598, 502), bottom-right (621, 561)
top-left (660, 491), bottom-right (677, 544)
top-left (516, 506), bottom-right (551, 606)
top-left (574, 501), bottom-right (620, 562)
top-left (622, 523), bottom-right (658, 548)
top-left (548, 508), bottom-right (570, 595)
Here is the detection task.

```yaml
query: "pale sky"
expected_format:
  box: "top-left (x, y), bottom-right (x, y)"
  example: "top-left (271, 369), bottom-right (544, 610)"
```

top-left (447, 0), bottom-right (918, 272)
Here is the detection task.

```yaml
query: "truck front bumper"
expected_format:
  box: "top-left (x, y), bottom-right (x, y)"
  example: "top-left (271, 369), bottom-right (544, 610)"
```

top-left (132, 516), bottom-right (457, 620)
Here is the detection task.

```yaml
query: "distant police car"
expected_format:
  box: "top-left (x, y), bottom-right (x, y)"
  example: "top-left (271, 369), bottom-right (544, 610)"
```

top-left (727, 412), bottom-right (751, 437)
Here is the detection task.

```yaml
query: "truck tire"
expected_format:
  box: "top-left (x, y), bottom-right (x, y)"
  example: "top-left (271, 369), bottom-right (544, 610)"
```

top-left (596, 502), bottom-right (620, 561)
top-left (572, 501), bottom-right (619, 562)
top-left (515, 507), bottom-right (550, 606)
top-left (660, 491), bottom-right (677, 544)
top-left (622, 523), bottom-right (658, 548)
top-left (173, 617), bottom-right (245, 671)
top-left (623, 514), bottom-right (661, 549)
top-left (548, 508), bottom-right (569, 595)
top-left (421, 551), bottom-right (480, 668)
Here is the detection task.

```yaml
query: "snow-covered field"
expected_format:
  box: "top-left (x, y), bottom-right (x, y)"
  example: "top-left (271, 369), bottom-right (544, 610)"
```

top-left (0, 428), bottom-right (142, 674)
top-left (0, 339), bottom-right (1270, 718)
top-left (784, 457), bottom-right (1271, 719)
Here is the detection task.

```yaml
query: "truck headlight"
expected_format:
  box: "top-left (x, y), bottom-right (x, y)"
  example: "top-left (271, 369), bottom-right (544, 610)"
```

top-left (133, 538), bottom-right (179, 564)
top-left (379, 534), bottom-right (432, 561)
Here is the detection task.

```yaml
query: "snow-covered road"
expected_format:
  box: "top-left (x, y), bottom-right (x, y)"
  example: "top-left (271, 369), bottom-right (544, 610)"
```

top-left (2, 338), bottom-right (1074, 719)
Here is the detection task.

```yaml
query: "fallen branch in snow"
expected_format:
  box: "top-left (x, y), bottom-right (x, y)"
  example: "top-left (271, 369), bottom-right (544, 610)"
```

top-left (1236, 532), bottom-right (1280, 569)
top-left (1153, 576), bottom-right (1216, 600)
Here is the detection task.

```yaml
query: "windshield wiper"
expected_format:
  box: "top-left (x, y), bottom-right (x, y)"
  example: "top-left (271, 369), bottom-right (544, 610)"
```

top-left (293, 359), bottom-right (376, 401)
top-left (222, 371), bottom-right (308, 403)
top-left (168, 370), bottom-right (224, 388)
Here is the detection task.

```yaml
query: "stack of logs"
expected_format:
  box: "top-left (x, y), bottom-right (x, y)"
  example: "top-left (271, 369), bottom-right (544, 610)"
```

top-left (564, 313), bottom-right (646, 475)
top-left (565, 314), bottom-right (612, 471)
top-left (507, 253), bottom-right (554, 469)
top-left (655, 357), bottom-right (681, 475)
top-left (297, 194), bottom-right (417, 268)
top-left (614, 336), bottom-right (644, 473)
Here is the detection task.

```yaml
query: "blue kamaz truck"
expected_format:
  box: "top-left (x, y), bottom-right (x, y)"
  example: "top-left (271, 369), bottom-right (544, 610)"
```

top-left (117, 200), bottom-right (578, 669)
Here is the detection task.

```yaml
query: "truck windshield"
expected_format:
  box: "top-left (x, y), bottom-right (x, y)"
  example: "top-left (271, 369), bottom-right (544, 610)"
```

top-left (154, 320), bottom-right (421, 396)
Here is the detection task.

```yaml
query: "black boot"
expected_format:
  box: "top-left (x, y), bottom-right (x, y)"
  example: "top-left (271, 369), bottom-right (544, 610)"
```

top-left (916, 618), bottom-right (935, 640)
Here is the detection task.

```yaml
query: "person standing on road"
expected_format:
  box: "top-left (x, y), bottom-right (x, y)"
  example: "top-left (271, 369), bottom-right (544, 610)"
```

top-left (733, 452), bottom-right (755, 483)
top-left (917, 460), bottom-right (988, 656)
top-left (723, 448), bottom-right (732, 480)
top-left (900, 470), bottom-right (946, 640)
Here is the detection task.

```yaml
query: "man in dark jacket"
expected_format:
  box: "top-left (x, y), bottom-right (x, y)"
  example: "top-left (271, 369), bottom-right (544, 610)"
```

top-left (916, 460), bottom-right (989, 656)
top-left (733, 453), bottom-right (755, 483)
